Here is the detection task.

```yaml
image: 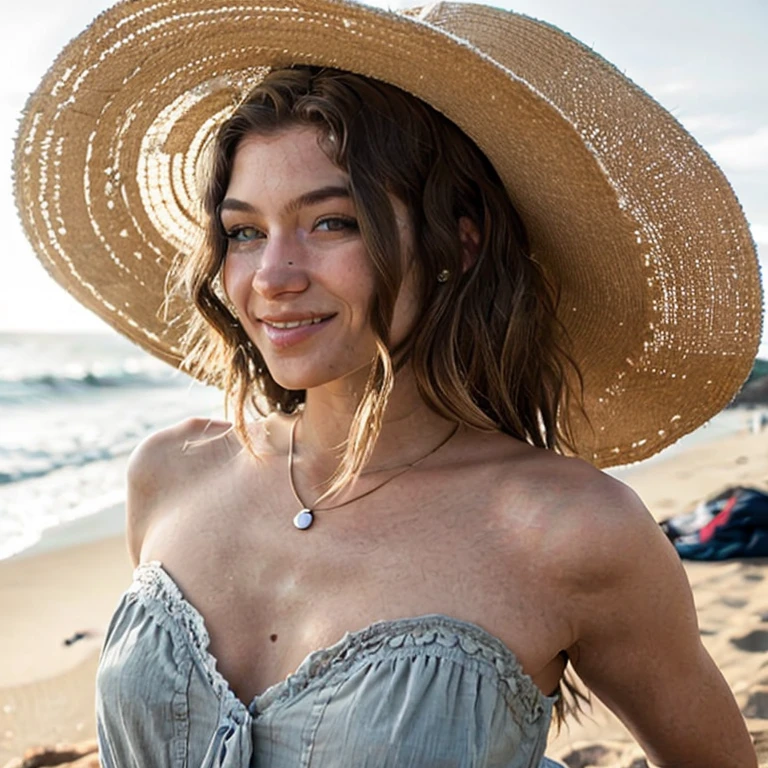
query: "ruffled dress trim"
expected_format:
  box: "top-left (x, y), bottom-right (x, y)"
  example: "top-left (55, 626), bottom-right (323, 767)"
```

top-left (127, 561), bottom-right (556, 726)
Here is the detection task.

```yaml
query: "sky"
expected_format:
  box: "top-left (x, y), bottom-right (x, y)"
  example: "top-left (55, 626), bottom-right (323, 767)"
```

top-left (3, 0), bottom-right (767, 356)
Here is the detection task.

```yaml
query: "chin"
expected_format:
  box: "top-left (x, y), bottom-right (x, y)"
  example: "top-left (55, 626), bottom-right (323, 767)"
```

top-left (262, 363), bottom-right (333, 392)
top-left (265, 360), bottom-right (373, 394)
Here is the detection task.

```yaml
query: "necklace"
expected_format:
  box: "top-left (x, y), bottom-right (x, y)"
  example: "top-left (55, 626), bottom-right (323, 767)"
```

top-left (288, 417), bottom-right (460, 530)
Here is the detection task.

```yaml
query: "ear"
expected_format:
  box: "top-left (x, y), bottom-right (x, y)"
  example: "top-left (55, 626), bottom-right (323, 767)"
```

top-left (458, 216), bottom-right (481, 273)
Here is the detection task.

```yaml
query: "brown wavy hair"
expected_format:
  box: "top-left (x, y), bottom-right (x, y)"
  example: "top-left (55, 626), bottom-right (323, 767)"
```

top-left (175, 64), bottom-right (583, 456)
top-left (171, 65), bottom-right (587, 724)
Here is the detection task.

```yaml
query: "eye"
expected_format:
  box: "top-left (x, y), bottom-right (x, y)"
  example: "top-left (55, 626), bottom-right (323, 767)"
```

top-left (315, 216), bottom-right (359, 233)
top-left (225, 225), bottom-right (263, 243)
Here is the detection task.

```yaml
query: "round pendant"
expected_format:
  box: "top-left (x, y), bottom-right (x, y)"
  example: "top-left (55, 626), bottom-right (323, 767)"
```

top-left (293, 509), bottom-right (314, 530)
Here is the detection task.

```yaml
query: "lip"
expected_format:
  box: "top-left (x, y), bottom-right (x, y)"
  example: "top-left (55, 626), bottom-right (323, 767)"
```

top-left (258, 313), bottom-right (336, 349)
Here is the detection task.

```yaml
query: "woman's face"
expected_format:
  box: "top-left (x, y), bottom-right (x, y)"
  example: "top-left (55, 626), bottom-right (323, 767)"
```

top-left (220, 126), bottom-right (417, 393)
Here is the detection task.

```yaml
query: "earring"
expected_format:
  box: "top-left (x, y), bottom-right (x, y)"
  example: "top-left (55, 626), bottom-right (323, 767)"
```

top-left (437, 269), bottom-right (451, 283)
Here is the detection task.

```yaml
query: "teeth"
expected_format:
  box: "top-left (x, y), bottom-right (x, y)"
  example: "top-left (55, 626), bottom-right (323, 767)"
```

top-left (268, 317), bottom-right (326, 329)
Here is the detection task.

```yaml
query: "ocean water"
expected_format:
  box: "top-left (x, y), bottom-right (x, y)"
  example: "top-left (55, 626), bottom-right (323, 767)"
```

top-left (0, 332), bottom-right (222, 560)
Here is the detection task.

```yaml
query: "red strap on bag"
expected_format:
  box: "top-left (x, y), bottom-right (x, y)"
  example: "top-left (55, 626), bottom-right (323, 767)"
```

top-left (698, 492), bottom-right (740, 543)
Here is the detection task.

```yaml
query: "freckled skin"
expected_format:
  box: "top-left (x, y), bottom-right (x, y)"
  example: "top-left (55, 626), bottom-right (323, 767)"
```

top-left (220, 127), bottom-right (418, 395)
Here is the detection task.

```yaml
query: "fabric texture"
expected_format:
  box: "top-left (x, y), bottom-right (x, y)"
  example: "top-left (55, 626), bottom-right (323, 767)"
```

top-left (96, 562), bottom-right (559, 767)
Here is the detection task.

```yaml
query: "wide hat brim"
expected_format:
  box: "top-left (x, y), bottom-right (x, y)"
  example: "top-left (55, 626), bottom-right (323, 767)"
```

top-left (14, 0), bottom-right (762, 467)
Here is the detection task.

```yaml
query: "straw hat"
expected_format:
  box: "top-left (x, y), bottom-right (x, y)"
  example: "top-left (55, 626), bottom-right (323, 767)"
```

top-left (14, 0), bottom-right (762, 467)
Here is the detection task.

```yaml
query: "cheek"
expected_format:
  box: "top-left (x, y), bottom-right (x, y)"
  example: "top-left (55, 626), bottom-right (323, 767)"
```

top-left (389, 282), bottom-right (420, 343)
top-left (221, 255), bottom-right (244, 303)
top-left (355, 277), bottom-right (379, 329)
top-left (332, 257), bottom-right (376, 315)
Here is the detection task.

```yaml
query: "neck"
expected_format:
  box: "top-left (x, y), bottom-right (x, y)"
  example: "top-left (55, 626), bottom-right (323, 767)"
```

top-left (296, 364), bottom-right (457, 477)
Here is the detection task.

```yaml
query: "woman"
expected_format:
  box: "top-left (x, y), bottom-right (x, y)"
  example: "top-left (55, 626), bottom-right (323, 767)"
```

top-left (15, 1), bottom-right (760, 766)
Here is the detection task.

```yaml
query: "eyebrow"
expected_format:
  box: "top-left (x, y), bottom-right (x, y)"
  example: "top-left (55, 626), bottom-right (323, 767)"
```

top-left (218, 184), bottom-right (351, 217)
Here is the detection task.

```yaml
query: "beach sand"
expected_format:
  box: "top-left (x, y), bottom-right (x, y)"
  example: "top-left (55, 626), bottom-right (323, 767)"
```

top-left (0, 532), bottom-right (131, 764)
top-left (2, 423), bottom-right (768, 767)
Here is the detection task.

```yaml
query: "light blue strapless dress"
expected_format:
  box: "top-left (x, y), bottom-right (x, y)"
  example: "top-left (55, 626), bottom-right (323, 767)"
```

top-left (96, 562), bottom-right (564, 767)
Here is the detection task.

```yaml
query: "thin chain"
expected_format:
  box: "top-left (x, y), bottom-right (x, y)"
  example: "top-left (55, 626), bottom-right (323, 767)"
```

top-left (287, 416), bottom-right (459, 513)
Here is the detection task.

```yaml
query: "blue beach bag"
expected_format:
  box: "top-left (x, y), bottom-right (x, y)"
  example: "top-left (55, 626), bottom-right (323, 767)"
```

top-left (663, 487), bottom-right (768, 560)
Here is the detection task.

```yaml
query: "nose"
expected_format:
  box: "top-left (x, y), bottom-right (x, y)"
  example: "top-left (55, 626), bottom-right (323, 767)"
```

top-left (251, 234), bottom-right (309, 299)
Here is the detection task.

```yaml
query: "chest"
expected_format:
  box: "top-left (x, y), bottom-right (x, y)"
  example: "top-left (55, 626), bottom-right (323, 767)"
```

top-left (140, 459), bottom-right (570, 705)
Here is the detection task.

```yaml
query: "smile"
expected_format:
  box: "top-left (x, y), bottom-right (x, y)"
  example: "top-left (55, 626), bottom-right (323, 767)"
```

top-left (263, 317), bottom-right (328, 329)
top-left (258, 314), bottom-right (336, 349)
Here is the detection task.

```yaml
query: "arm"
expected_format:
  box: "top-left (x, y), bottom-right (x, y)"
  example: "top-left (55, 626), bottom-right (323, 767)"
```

top-left (568, 480), bottom-right (756, 768)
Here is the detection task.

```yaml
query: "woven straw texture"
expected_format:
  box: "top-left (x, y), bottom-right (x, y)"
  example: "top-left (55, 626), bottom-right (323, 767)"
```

top-left (13, 0), bottom-right (762, 466)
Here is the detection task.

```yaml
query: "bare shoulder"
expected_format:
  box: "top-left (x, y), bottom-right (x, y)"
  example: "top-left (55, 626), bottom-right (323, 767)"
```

top-left (529, 454), bottom-right (690, 628)
top-left (524, 449), bottom-right (658, 548)
top-left (125, 417), bottom-right (237, 565)
top-left (128, 418), bottom-right (232, 493)
top-left (476, 437), bottom-right (673, 601)
top-left (483, 436), bottom-right (692, 625)
top-left (515, 448), bottom-right (669, 583)
top-left (484, 437), bottom-right (654, 548)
